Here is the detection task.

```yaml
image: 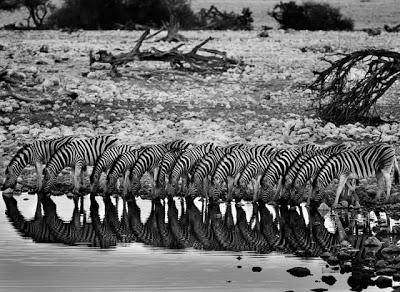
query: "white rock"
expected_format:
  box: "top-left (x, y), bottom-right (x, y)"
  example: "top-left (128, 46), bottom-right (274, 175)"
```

top-left (42, 79), bottom-right (54, 89)
top-left (25, 66), bottom-right (38, 74)
top-left (13, 126), bottom-right (29, 134)
top-left (152, 104), bottom-right (164, 113)
top-left (90, 62), bottom-right (112, 70)
top-left (29, 128), bottom-right (42, 137)
top-left (88, 84), bottom-right (103, 93)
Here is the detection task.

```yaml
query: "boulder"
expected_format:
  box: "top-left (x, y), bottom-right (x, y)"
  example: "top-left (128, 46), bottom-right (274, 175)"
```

top-left (376, 268), bottom-right (396, 276)
top-left (287, 267), bottom-right (311, 277)
top-left (374, 276), bottom-right (392, 288)
top-left (321, 275), bottom-right (336, 286)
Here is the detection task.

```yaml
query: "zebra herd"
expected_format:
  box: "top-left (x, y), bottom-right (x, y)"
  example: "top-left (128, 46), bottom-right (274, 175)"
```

top-left (2, 135), bottom-right (399, 207)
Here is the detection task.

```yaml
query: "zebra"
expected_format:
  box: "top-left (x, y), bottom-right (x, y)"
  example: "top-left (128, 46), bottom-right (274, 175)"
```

top-left (286, 153), bottom-right (341, 205)
top-left (2, 136), bottom-right (76, 191)
top-left (311, 143), bottom-right (400, 207)
top-left (259, 145), bottom-right (321, 201)
top-left (169, 142), bottom-right (216, 194)
top-left (185, 144), bottom-right (249, 199)
top-left (129, 144), bottom-right (169, 196)
top-left (154, 149), bottom-right (184, 198)
top-left (210, 145), bottom-right (276, 201)
top-left (105, 148), bottom-right (144, 196)
top-left (277, 143), bottom-right (349, 198)
top-left (90, 144), bottom-right (139, 193)
top-left (237, 155), bottom-right (278, 202)
top-left (260, 148), bottom-right (303, 196)
top-left (186, 147), bottom-right (229, 199)
top-left (41, 135), bottom-right (119, 194)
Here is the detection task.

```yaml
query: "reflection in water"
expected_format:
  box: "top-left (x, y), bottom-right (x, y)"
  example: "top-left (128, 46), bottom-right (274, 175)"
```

top-left (4, 194), bottom-right (400, 291)
top-left (4, 194), bottom-right (346, 255)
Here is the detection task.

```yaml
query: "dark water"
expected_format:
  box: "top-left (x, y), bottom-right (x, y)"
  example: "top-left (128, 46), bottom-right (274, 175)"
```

top-left (0, 194), bottom-right (394, 292)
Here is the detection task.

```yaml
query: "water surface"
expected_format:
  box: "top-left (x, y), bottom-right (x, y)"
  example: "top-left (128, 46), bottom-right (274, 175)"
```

top-left (0, 193), bottom-right (390, 291)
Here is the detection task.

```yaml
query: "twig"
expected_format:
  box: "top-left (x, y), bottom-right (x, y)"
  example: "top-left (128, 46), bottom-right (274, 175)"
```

top-left (145, 28), bottom-right (165, 40)
top-left (131, 29), bottom-right (150, 54)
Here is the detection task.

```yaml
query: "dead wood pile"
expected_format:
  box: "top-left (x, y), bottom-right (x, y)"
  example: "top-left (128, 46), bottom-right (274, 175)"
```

top-left (89, 29), bottom-right (244, 74)
top-left (310, 49), bottom-right (400, 125)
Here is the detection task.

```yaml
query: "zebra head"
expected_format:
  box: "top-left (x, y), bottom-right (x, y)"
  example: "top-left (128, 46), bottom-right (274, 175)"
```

top-left (130, 181), bottom-right (141, 196)
top-left (259, 184), bottom-right (275, 203)
top-left (186, 182), bottom-right (199, 198)
top-left (105, 175), bottom-right (118, 196)
top-left (2, 166), bottom-right (18, 190)
top-left (154, 185), bottom-right (166, 199)
top-left (208, 183), bottom-right (223, 201)
top-left (41, 168), bottom-right (57, 193)
top-left (235, 185), bottom-right (247, 199)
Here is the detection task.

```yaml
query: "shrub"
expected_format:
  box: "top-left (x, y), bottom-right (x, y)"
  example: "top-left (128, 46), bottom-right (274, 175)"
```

top-left (48, 0), bottom-right (123, 29)
top-left (48, 0), bottom-right (200, 30)
top-left (270, 1), bottom-right (354, 31)
top-left (0, 0), bottom-right (54, 28)
top-left (197, 6), bottom-right (253, 30)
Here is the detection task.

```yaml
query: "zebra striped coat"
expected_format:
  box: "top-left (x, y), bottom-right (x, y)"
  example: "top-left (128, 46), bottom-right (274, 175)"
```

top-left (90, 144), bottom-right (138, 192)
top-left (105, 148), bottom-right (145, 196)
top-left (312, 143), bottom-right (399, 205)
top-left (3, 136), bottom-right (76, 191)
top-left (42, 135), bottom-right (119, 193)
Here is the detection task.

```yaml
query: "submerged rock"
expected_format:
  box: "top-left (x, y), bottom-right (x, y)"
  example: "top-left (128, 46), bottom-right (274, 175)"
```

top-left (287, 267), bottom-right (311, 277)
top-left (374, 276), bottom-right (392, 288)
top-left (252, 266), bottom-right (262, 272)
top-left (321, 275), bottom-right (336, 286)
top-left (347, 270), bottom-right (372, 290)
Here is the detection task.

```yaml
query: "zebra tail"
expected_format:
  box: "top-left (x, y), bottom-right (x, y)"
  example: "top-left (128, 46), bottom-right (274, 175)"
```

top-left (394, 157), bottom-right (400, 184)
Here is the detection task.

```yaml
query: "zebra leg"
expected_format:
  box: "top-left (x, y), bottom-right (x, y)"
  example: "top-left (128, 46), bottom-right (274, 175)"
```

top-left (273, 177), bottom-right (284, 202)
top-left (73, 163), bottom-right (83, 194)
top-left (80, 166), bottom-right (86, 193)
top-left (345, 180), bottom-right (359, 207)
top-left (202, 177), bottom-right (209, 201)
top-left (333, 174), bottom-right (348, 208)
top-left (382, 170), bottom-right (392, 202)
top-left (150, 167), bottom-right (159, 197)
top-left (35, 162), bottom-right (43, 191)
top-left (122, 171), bottom-right (131, 197)
top-left (226, 177), bottom-right (235, 202)
top-left (253, 175), bottom-right (263, 202)
top-left (375, 171), bottom-right (384, 201)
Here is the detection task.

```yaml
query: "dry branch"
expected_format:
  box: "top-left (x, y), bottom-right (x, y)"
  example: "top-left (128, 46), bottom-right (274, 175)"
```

top-left (310, 49), bottom-right (400, 125)
top-left (1, 69), bottom-right (46, 103)
top-left (384, 24), bottom-right (400, 33)
top-left (90, 30), bottom-right (244, 74)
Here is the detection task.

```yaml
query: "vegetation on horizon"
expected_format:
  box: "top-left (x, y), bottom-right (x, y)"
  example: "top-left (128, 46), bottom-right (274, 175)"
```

top-left (270, 1), bottom-right (354, 31)
top-left (0, 0), bottom-right (254, 30)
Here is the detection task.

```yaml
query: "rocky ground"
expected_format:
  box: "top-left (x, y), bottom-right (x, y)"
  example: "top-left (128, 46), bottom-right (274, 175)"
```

top-left (1, 29), bottom-right (400, 200)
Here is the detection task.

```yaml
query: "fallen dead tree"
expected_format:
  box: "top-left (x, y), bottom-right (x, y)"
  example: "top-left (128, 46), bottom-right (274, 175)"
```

top-left (310, 49), bottom-right (400, 125)
top-left (384, 24), bottom-right (400, 33)
top-left (89, 29), bottom-right (244, 74)
top-left (0, 68), bottom-right (45, 102)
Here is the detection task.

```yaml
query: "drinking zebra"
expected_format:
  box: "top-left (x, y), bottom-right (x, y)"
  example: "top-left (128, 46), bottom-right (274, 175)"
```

top-left (41, 135), bottom-right (119, 194)
top-left (2, 136), bottom-right (76, 191)
top-left (311, 143), bottom-right (399, 206)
